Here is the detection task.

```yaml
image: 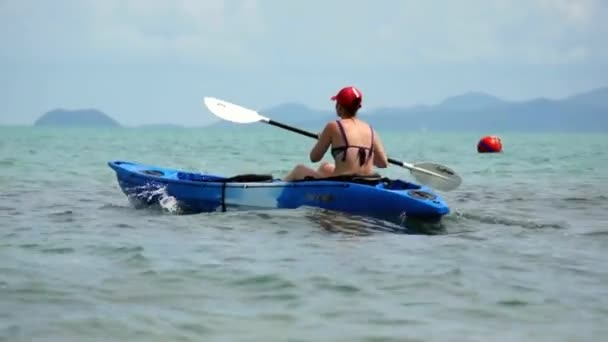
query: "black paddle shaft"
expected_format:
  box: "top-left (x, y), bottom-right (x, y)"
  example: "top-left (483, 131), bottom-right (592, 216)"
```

top-left (267, 120), bottom-right (319, 139)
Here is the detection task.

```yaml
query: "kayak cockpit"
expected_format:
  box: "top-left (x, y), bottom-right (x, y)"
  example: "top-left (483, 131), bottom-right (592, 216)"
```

top-left (176, 172), bottom-right (274, 183)
top-left (176, 170), bottom-right (422, 191)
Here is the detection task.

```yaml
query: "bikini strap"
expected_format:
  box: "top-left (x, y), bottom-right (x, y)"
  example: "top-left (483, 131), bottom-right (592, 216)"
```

top-left (367, 125), bottom-right (375, 164)
top-left (336, 120), bottom-right (349, 146)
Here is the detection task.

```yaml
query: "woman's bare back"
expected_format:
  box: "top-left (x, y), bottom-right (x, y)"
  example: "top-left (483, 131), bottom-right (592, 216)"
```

top-left (329, 118), bottom-right (377, 175)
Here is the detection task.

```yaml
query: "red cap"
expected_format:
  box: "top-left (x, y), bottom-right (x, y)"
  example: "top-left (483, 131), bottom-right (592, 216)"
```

top-left (331, 86), bottom-right (363, 110)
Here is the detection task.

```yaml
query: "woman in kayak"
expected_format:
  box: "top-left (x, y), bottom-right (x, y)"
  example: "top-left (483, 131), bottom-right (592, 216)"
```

top-left (283, 86), bottom-right (389, 181)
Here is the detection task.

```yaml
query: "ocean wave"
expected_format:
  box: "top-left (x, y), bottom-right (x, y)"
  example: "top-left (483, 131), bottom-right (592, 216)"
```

top-left (447, 211), bottom-right (568, 230)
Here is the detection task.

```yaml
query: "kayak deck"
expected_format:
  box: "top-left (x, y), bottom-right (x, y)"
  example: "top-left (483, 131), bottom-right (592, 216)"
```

top-left (108, 160), bottom-right (450, 224)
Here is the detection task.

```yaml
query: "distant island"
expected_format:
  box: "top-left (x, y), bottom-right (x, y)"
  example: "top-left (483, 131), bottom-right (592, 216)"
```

top-left (34, 109), bottom-right (120, 127)
top-left (209, 86), bottom-right (608, 132)
top-left (135, 123), bottom-right (184, 129)
top-left (32, 85), bottom-right (608, 131)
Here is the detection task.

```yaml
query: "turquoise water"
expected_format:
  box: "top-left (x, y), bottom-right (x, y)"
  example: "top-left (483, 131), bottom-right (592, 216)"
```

top-left (1, 126), bottom-right (607, 341)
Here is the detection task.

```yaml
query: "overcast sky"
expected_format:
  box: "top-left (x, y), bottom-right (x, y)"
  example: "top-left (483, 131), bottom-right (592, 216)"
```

top-left (1, 0), bottom-right (607, 126)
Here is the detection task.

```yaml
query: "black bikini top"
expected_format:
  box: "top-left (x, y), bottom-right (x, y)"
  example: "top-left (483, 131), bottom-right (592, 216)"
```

top-left (330, 120), bottom-right (374, 166)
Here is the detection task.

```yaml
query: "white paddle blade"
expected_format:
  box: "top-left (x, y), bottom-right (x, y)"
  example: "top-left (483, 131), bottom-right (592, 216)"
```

top-left (203, 97), bottom-right (269, 124)
top-left (410, 161), bottom-right (462, 192)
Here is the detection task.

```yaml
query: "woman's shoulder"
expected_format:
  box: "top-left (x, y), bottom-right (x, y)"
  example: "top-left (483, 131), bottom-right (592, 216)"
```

top-left (352, 118), bottom-right (373, 129)
top-left (324, 120), bottom-right (340, 128)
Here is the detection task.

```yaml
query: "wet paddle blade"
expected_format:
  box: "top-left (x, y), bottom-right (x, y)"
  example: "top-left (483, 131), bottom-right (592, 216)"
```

top-left (410, 162), bottom-right (462, 192)
top-left (203, 97), bottom-right (270, 124)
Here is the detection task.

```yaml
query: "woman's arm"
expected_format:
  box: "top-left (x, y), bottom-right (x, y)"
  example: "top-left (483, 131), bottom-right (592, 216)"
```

top-left (373, 133), bottom-right (389, 168)
top-left (309, 122), bottom-right (334, 162)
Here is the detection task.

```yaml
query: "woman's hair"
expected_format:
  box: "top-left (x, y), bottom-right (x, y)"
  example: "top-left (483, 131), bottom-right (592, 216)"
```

top-left (340, 99), bottom-right (361, 117)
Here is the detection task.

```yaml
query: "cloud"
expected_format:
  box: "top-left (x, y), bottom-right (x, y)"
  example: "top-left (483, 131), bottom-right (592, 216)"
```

top-left (341, 0), bottom-right (608, 66)
top-left (534, 0), bottom-right (598, 25)
top-left (0, 0), bottom-right (266, 65)
top-left (0, 0), bottom-right (606, 68)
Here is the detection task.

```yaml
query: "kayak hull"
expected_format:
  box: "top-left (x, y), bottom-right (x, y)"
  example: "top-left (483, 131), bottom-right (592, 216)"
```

top-left (107, 160), bottom-right (450, 223)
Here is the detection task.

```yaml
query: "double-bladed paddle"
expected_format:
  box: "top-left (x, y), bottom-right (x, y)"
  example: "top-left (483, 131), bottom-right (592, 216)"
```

top-left (203, 97), bottom-right (462, 192)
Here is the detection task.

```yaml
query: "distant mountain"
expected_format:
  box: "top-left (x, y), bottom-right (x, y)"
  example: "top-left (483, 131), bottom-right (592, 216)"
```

top-left (207, 86), bottom-right (607, 132)
top-left (34, 109), bottom-right (120, 127)
top-left (562, 86), bottom-right (608, 109)
top-left (436, 91), bottom-right (507, 112)
top-left (135, 123), bottom-right (184, 129)
top-left (263, 102), bottom-right (333, 124)
top-left (208, 102), bottom-right (334, 129)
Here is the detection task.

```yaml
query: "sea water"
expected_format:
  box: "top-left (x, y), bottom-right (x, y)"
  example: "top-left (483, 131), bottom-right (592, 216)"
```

top-left (1, 125), bottom-right (607, 341)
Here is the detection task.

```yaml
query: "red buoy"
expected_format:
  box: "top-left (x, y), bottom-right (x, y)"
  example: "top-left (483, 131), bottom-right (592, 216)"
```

top-left (477, 135), bottom-right (502, 153)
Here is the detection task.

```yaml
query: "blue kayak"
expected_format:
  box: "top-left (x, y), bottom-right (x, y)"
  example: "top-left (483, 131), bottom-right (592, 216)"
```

top-left (108, 160), bottom-right (450, 223)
